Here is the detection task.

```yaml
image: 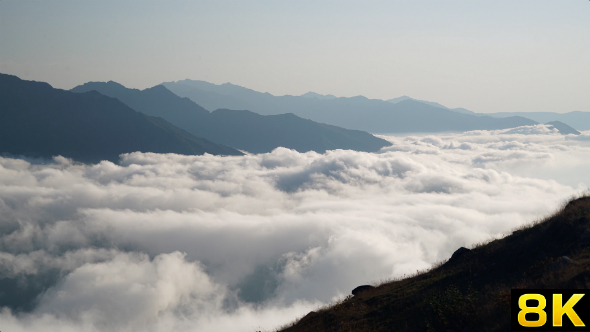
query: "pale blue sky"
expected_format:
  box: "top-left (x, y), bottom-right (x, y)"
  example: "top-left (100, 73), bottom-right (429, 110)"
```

top-left (1, 0), bottom-right (589, 113)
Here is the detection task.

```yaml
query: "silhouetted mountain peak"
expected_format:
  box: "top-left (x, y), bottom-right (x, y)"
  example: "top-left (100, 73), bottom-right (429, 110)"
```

top-left (388, 95), bottom-right (455, 111)
top-left (72, 81), bottom-right (211, 118)
top-left (451, 107), bottom-right (476, 115)
top-left (143, 84), bottom-right (188, 98)
top-left (1, 73), bottom-right (242, 163)
top-left (71, 80), bottom-right (391, 154)
top-left (105, 80), bottom-right (125, 87)
top-left (386, 95), bottom-right (412, 103)
top-left (300, 92), bottom-right (338, 100)
top-left (172, 79), bottom-right (263, 96)
top-left (164, 79), bottom-right (536, 133)
top-left (144, 84), bottom-right (168, 92)
top-left (484, 111), bottom-right (590, 131)
top-left (72, 81), bottom-right (131, 95)
top-left (1, 73), bottom-right (54, 90)
top-left (546, 121), bottom-right (581, 135)
top-left (81, 90), bottom-right (103, 97)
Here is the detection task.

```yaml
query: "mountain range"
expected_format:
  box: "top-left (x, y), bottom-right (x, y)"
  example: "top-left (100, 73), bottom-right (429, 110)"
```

top-left (70, 81), bottom-right (392, 154)
top-left (546, 121), bottom-right (581, 135)
top-left (3, 72), bottom-right (584, 165)
top-left (386, 95), bottom-right (590, 131)
top-left (162, 80), bottom-right (539, 134)
top-left (0, 73), bottom-right (242, 163)
top-left (486, 111), bottom-right (590, 131)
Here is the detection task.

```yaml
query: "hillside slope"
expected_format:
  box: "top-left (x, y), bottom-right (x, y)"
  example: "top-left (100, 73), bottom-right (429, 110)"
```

top-left (0, 74), bottom-right (242, 163)
top-left (278, 195), bottom-right (590, 332)
top-left (71, 82), bottom-right (391, 153)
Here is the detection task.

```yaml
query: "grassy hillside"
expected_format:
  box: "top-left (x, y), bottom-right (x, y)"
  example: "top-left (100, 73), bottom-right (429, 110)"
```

top-left (275, 194), bottom-right (590, 332)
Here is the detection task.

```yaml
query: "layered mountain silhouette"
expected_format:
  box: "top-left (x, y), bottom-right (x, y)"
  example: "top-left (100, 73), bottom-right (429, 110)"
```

top-left (546, 121), bottom-right (581, 135)
top-left (161, 80), bottom-right (538, 133)
top-left (71, 81), bottom-right (391, 154)
top-left (486, 111), bottom-right (590, 131)
top-left (388, 96), bottom-right (590, 131)
top-left (387, 95), bottom-right (455, 111)
top-left (300, 92), bottom-right (338, 100)
top-left (0, 74), bottom-right (242, 163)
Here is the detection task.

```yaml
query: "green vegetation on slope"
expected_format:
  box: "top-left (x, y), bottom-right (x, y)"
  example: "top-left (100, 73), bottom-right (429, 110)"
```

top-left (276, 194), bottom-right (590, 332)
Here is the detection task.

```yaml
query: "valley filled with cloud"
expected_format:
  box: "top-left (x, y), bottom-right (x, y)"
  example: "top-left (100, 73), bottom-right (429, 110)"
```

top-left (1, 125), bottom-right (589, 332)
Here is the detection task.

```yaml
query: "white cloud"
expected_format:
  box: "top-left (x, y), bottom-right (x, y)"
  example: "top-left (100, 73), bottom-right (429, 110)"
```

top-left (35, 251), bottom-right (225, 329)
top-left (0, 128), bottom-right (589, 331)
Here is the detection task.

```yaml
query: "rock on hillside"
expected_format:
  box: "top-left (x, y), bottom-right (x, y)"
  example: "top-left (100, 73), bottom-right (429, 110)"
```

top-left (279, 195), bottom-right (590, 332)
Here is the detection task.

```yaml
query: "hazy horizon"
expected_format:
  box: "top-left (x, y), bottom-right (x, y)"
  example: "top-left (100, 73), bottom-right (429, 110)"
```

top-left (1, 1), bottom-right (589, 113)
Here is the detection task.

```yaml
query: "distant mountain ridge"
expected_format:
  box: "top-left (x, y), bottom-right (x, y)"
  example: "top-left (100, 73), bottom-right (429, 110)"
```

top-left (300, 92), bottom-right (337, 100)
top-left (72, 81), bottom-right (211, 125)
top-left (0, 74), bottom-right (242, 163)
top-left (387, 96), bottom-right (477, 115)
top-left (387, 97), bottom-right (590, 130)
top-left (387, 95), bottom-right (452, 111)
top-left (162, 80), bottom-right (538, 133)
top-left (71, 82), bottom-right (392, 154)
top-left (486, 111), bottom-right (590, 131)
top-left (545, 121), bottom-right (580, 135)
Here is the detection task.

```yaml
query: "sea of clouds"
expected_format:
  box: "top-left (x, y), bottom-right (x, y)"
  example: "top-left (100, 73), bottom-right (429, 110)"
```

top-left (1, 125), bottom-right (589, 332)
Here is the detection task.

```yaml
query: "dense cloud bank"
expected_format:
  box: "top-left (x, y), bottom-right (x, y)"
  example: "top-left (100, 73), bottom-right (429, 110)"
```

top-left (1, 126), bottom-right (589, 331)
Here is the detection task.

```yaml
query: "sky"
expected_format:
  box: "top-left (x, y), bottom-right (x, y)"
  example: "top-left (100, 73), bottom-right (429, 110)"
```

top-left (1, 0), bottom-right (589, 113)
top-left (1, 128), bottom-right (589, 332)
